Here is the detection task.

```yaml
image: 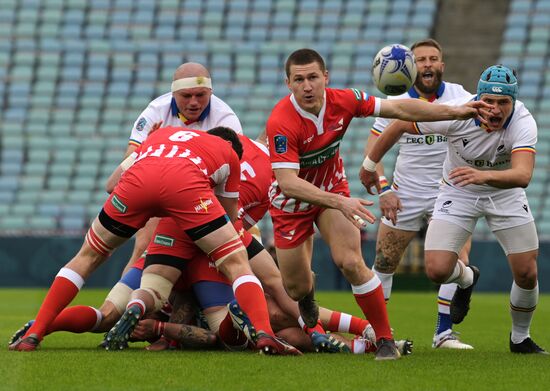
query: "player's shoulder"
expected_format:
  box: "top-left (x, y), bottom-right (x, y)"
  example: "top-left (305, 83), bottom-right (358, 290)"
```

top-left (210, 94), bottom-right (237, 114)
top-left (146, 92), bottom-right (173, 109)
top-left (440, 81), bottom-right (472, 100)
top-left (511, 99), bottom-right (537, 126)
top-left (268, 95), bottom-right (295, 123)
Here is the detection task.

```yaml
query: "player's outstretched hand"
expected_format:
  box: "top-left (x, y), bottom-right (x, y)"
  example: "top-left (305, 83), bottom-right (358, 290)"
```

top-left (359, 167), bottom-right (380, 195)
top-left (448, 166), bottom-right (488, 187)
top-left (379, 191), bottom-right (402, 225)
top-left (338, 196), bottom-right (376, 229)
top-left (456, 100), bottom-right (494, 124)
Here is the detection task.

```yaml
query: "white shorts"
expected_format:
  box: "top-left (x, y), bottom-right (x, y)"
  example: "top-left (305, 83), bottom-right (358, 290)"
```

top-left (431, 184), bottom-right (534, 233)
top-left (381, 185), bottom-right (439, 231)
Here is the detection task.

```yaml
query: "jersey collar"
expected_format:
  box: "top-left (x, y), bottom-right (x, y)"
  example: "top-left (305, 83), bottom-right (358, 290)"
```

top-left (289, 91), bottom-right (326, 135)
top-left (408, 81), bottom-right (446, 102)
top-left (171, 97), bottom-right (211, 125)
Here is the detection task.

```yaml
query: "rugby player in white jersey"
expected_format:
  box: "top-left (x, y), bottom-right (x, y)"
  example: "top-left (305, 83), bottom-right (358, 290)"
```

top-left (114, 62), bottom-right (244, 270)
top-left (359, 39), bottom-right (474, 349)
top-left (362, 65), bottom-right (547, 354)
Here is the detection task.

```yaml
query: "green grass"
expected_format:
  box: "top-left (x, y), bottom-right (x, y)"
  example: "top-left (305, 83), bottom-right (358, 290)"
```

top-left (1, 289), bottom-right (549, 391)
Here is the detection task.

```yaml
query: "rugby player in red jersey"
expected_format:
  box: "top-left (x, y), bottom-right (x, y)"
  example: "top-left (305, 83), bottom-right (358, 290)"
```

top-left (10, 127), bottom-right (297, 355)
top-left (266, 48), bottom-right (492, 360)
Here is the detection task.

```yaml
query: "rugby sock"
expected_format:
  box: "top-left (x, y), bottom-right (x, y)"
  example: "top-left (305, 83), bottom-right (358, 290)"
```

top-left (352, 276), bottom-right (393, 340)
top-left (326, 311), bottom-right (371, 336)
top-left (435, 283), bottom-right (456, 336)
top-left (232, 275), bottom-right (274, 335)
top-left (46, 306), bottom-right (102, 335)
top-left (24, 268), bottom-right (85, 340)
top-left (351, 337), bottom-right (376, 354)
top-left (443, 259), bottom-right (473, 288)
top-left (510, 280), bottom-right (538, 344)
top-left (372, 266), bottom-right (394, 301)
top-left (218, 313), bottom-right (248, 348)
top-left (127, 299), bottom-right (146, 316)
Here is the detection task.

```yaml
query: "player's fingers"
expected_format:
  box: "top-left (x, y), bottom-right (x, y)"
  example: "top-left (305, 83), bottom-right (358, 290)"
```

top-left (359, 198), bottom-right (374, 207)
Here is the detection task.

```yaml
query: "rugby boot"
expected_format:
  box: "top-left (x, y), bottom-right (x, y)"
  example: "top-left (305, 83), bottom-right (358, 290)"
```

top-left (450, 265), bottom-right (480, 324)
top-left (255, 332), bottom-right (302, 356)
top-left (104, 304), bottom-right (142, 351)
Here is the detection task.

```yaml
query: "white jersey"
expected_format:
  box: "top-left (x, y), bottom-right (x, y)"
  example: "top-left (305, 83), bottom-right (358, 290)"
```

top-left (371, 82), bottom-right (470, 192)
top-left (414, 95), bottom-right (537, 195)
top-left (129, 92), bottom-right (243, 147)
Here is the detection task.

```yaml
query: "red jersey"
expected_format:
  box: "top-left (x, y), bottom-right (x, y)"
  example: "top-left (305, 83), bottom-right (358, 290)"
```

top-left (266, 88), bottom-right (380, 212)
top-left (238, 135), bottom-right (271, 227)
top-left (132, 126), bottom-right (241, 198)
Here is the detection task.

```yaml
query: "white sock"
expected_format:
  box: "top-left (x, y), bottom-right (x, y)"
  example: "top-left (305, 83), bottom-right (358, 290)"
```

top-left (437, 283), bottom-right (457, 315)
top-left (443, 260), bottom-right (472, 288)
top-left (510, 280), bottom-right (538, 344)
top-left (372, 266), bottom-right (393, 301)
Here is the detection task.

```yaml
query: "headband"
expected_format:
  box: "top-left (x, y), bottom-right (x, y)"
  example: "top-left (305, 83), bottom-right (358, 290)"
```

top-left (171, 76), bottom-right (213, 92)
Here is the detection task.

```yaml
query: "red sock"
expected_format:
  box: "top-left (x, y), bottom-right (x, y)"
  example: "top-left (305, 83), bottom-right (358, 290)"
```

top-left (326, 311), bottom-right (371, 336)
top-left (46, 306), bottom-right (100, 335)
top-left (25, 271), bottom-right (83, 340)
top-left (353, 284), bottom-right (392, 340)
top-left (218, 313), bottom-right (248, 348)
top-left (233, 275), bottom-right (274, 335)
top-left (299, 318), bottom-right (326, 335)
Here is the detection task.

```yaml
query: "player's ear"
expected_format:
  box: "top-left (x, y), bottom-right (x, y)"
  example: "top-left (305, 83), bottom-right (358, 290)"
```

top-left (440, 61), bottom-right (445, 72)
top-left (325, 70), bottom-right (329, 85)
top-left (285, 77), bottom-right (291, 90)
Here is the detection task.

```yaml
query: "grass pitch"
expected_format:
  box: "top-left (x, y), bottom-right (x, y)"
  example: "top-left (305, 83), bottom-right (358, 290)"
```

top-left (1, 289), bottom-right (549, 391)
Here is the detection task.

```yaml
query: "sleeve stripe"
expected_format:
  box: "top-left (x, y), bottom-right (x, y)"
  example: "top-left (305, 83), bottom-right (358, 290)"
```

top-left (372, 97), bottom-right (381, 116)
top-left (272, 162), bottom-right (300, 169)
top-left (412, 122), bottom-right (423, 135)
top-left (512, 146), bottom-right (536, 154)
top-left (371, 127), bottom-right (382, 136)
top-left (128, 139), bottom-right (142, 147)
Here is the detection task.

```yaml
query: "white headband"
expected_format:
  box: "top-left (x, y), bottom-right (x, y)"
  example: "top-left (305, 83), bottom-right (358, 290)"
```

top-left (171, 77), bottom-right (213, 92)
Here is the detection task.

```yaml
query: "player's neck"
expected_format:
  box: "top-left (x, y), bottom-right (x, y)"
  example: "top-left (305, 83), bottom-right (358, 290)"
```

top-left (414, 86), bottom-right (436, 101)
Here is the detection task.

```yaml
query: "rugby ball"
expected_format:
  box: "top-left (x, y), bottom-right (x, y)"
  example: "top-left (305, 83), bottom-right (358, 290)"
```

top-left (372, 44), bottom-right (417, 96)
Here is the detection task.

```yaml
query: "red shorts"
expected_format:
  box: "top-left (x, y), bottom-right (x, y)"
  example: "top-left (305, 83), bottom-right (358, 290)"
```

top-left (103, 159), bottom-right (226, 233)
top-left (269, 180), bottom-right (350, 249)
top-left (146, 217), bottom-right (234, 290)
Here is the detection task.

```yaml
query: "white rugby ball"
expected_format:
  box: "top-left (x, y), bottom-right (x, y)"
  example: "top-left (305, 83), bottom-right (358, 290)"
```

top-left (372, 44), bottom-right (417, 96)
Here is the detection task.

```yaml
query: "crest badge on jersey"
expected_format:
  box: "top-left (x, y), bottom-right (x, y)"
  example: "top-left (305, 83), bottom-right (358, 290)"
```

top-left (136, 117), bottom-right (147, 131)
top-left (274, 135), bottom-right (287, 154)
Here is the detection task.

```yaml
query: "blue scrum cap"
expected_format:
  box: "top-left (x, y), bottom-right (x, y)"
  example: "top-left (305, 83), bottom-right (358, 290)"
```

top-left (477, 65), bottom-right (518, 103)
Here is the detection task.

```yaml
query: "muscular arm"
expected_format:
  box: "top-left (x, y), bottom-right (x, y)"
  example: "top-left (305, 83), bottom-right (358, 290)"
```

top-left (274, 168), bottom-right (345, 209)
top-left (364, 133), bottom-right (386, 176)
top-left (218, 196), bottom-right (239, 222)
top-left (449, 152), bottom-right (534, 189)
top-left (368, 120), bottom-right (416, 164)
top-left (379, 98), bottom-right (489, 122)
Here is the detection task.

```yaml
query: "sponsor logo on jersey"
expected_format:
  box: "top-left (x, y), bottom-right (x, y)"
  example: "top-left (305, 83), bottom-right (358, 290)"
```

top-left (154, 234), bottom-right (175, 247)
top-left (523, 204), bottom-right (528, 213)
top-left (462, 138), bottom-right (470, 147)
top-left (299, 137), bottom-right (342, 168)
top-left (111, 194), bottom-right (127, 213)
top-left (136, 117), bottom-right (147, 132)
top-left (274, 135), bottom-right (287, 154)
top-left (194, 198), bottom-right (213, 213)
top-left (328, 118), bottom-right (344, 132)
top-left (405, 135), bottom-right (446, 144)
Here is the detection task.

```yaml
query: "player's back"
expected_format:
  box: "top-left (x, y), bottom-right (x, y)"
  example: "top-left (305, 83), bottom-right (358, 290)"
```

top-left (134, 126), bottom-right (238, 178)
top-left (238, 135), bottom-right (271, 223)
